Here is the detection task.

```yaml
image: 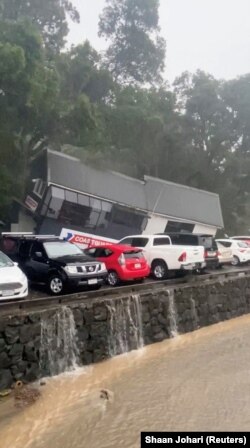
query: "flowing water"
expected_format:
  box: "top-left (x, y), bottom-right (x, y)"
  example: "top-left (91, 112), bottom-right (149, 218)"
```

top-left (40, 307), bottom-right (79, 376)
top-left (108, 295), bottom-right (144, 356)
top-left (2, 314), bottom-right (250, 447)
top-left (167, 289), bottom-right (179, 337)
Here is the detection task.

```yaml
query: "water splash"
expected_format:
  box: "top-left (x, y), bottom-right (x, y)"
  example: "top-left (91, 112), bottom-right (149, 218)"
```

top-left (108, 295), bottom-right (144, 357)
top-left (40, 306), bottom-right (79, 376)
top-left (167, 290), bottom-right (178, 338)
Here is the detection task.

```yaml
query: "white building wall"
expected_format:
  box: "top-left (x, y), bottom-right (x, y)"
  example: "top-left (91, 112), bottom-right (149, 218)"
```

top-left (143, 214), bottom-right (219, 236)
top-left (11, 210), bottom-right (36, 233)
top-left (193, 223), bottom-right (217, 236)
top-left (143, 215), bottom-right (168, 234)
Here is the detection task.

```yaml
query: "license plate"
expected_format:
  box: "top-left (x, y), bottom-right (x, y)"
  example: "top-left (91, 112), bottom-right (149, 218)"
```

top-left (88, 279), bottom-right (98, 285)
top-left (2, 290), bottom-right (14, 297)
top-left (135, 263), bottom-right (141, 269)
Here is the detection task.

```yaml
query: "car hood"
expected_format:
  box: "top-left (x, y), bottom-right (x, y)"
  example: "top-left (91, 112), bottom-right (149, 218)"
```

top-left (51, 254), bottom-right (98, 265)
top-left (0, 266), bottom-right (26, 284)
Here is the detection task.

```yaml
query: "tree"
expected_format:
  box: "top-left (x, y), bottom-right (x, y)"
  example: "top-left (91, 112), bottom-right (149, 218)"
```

top-left (0, 0), bottom-right (80, 51)
top-left (99, 0), bottom-right (166, 85)
top-left (0, 19), bottom-right (61, 213)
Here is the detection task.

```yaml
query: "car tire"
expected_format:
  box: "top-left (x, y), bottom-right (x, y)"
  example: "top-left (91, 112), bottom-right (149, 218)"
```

top-left (231, 256), bottom-right (240, 267)
top-left (47, 274), bottom-right (65, 295)
top-left (106, 270), bottom-right (120, 287)
top-left (152, 260), bottom-right (168, 280)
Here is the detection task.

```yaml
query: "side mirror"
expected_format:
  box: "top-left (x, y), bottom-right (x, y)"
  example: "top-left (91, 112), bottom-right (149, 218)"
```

top-left (35, 251), bottom-right (43, 259)
top-left (14, 262), bottom-right (18, 267)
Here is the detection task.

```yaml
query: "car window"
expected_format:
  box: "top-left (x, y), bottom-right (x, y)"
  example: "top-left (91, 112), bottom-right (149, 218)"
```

top-left (0, 237), bottom-right (18, 255)
top-left (237, 241), bottom-right (248, 248)
top-left (19, 241), bottom-right (33, 259)
top-left (31, 241), bottom-right (46, 258)
top-left (85, 248), bottom-right (113, 257)
top-left (122, 237), bottom-right (148, 247)
top-left (84, 248), bottom-right (97, 257)
top-left (123, 250), bottom-right (144, 259)
top-left (119, 238), bottom-right (132, 245)
top-left (153, 237), bottom-right (170, 246)
top-left (170, 234), bottom-right (198, 245)
top-left (0, 251), bottom-right (14, 268)
top-left (198, 236), bottom-right (214, 249)
top-left (216, 241), bottom-right (232, 248)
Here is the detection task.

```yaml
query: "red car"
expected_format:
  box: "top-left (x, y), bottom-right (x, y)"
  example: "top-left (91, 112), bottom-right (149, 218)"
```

top-left (84, 244), bottom-right (150, 286)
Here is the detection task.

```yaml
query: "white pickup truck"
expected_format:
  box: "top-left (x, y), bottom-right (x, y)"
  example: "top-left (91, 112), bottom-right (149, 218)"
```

top-left (118, 234), bottom-right (205, 279)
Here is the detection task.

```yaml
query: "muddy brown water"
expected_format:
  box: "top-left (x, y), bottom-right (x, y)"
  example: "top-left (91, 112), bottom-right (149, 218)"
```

top-left (1, 314), bottom-right (250, 447)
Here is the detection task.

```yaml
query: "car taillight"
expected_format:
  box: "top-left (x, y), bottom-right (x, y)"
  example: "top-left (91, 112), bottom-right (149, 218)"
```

top-left (178, 252), bottom-right (187, 262)
top-left (118, 253), bottom-right (126, 266)
top-left (239, 249), bottom-right (246, 253)
top-left (204, 250), bottom-right (208, 258)
top-left (217, 250), bottom-right (221, 256)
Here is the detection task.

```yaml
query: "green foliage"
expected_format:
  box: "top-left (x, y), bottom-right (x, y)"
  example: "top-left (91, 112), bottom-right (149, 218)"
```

top-left (0, 0), bottom-right (79, 51)
top-left (99, 0), bottom-right (166, 85)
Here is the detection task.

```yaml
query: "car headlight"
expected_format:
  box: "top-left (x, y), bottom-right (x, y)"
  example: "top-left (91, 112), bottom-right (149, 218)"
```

top-left (64, 265), bottom-right (78, 274)
top-left (100, 262), bottom-right (107, 271)
top-left (21, 272), bottom-right (27, 283)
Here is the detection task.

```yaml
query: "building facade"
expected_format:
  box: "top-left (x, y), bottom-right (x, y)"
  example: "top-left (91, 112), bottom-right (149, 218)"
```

top-left (11, 149), bottom-right (224, 238)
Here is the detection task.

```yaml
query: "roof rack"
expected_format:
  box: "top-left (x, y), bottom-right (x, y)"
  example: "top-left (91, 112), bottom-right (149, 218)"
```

top-left (1, 233), bottom-right (58, 239)
top-left (1, 232), bottom-right (34, 236)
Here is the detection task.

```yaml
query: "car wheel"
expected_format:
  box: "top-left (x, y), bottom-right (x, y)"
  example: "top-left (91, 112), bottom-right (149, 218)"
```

top-left (152, 260), bottom-right (168, 280)
top-left (106, 270), bottom-right (120, 287)
top-left (231, 256), bottom-right (240, 267)
top-left (48, 274), bottom-right (64, 295)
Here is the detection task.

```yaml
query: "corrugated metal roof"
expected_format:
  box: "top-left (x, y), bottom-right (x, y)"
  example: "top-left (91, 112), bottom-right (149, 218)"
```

top-left (144, 176), bottom-right (224, 228)
top-left (46, 150), bottom-right (224, 228)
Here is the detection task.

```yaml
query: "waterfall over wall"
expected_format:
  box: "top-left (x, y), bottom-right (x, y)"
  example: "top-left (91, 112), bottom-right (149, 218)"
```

top-left (40, 306), bottom-right (79, 376)
top-left (108, 294), bottom-right (144, 357)
top-left (167, 290), bottom-right (178, 338)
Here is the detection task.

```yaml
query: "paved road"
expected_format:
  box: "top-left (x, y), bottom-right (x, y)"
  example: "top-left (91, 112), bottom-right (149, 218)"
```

top-left (28, 265), bottom-right (248, 300)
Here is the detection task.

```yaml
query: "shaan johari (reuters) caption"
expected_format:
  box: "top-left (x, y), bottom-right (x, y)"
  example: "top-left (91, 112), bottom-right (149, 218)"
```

top-left (144, 435), bottom-right (246, 445)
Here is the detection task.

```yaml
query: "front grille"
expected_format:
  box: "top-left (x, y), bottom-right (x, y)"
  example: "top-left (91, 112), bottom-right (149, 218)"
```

top-left (86, 265), bottom-right (97, 273)
top-left (0, 283), bottom-right (22, 291)
top-left (76, 264), bottom-right (100, 273)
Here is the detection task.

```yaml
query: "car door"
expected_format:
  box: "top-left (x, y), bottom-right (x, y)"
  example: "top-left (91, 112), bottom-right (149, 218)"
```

top-left (26, 241), bottom-right (50, 281)
top-left (86, 247), bottom-right (113, 270)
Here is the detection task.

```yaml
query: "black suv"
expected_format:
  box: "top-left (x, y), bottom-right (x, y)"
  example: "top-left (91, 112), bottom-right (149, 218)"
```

top-left (0, 234), bottom-right (108, 295)
top-left (156, 233), bottom-right (219, 270)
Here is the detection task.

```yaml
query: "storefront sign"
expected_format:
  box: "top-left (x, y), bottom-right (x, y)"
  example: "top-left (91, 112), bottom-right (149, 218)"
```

top-left (60, 228), bottom-right (118, 249)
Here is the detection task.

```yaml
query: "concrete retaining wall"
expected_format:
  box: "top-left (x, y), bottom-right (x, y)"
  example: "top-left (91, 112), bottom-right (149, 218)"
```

top-left (1, 275), bottom-right (250, 389)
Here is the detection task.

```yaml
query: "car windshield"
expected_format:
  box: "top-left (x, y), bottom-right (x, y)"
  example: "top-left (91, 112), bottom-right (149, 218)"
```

top-left (0, 251), bottom-right (14, 268)
top-left (44, 241), bottom-right (83, 258)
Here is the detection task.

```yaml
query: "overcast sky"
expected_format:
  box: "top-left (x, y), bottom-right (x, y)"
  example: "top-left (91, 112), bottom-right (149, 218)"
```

top-left (69, 0), bottom-right (250, 83)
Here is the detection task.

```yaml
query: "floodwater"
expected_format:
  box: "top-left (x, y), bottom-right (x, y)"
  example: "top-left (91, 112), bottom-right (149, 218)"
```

top-left (1, 315), bottom-right (250, 447)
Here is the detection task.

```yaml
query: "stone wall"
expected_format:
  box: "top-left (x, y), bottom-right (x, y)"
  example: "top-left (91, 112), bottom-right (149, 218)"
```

top-left (1, 275), bottom-right (250, 390)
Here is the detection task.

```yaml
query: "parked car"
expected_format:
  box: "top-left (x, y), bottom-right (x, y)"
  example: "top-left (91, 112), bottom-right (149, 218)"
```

top-left (0, 251), bottom-right (28, 300)
top-left (215, 241), bottom-right (234, 267)
top-left (0, 234), bottom-right (107, 295)
top-left (216, 239), bottom-right (250, 266)
top-left (118, 235), bottom-right (205, 279)
top-left (155, 233), bottom-right (219, 270)
top-left (231, 236), bottom-right (250, 246)
top-left (84, 244), bottom-right (150, 286)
